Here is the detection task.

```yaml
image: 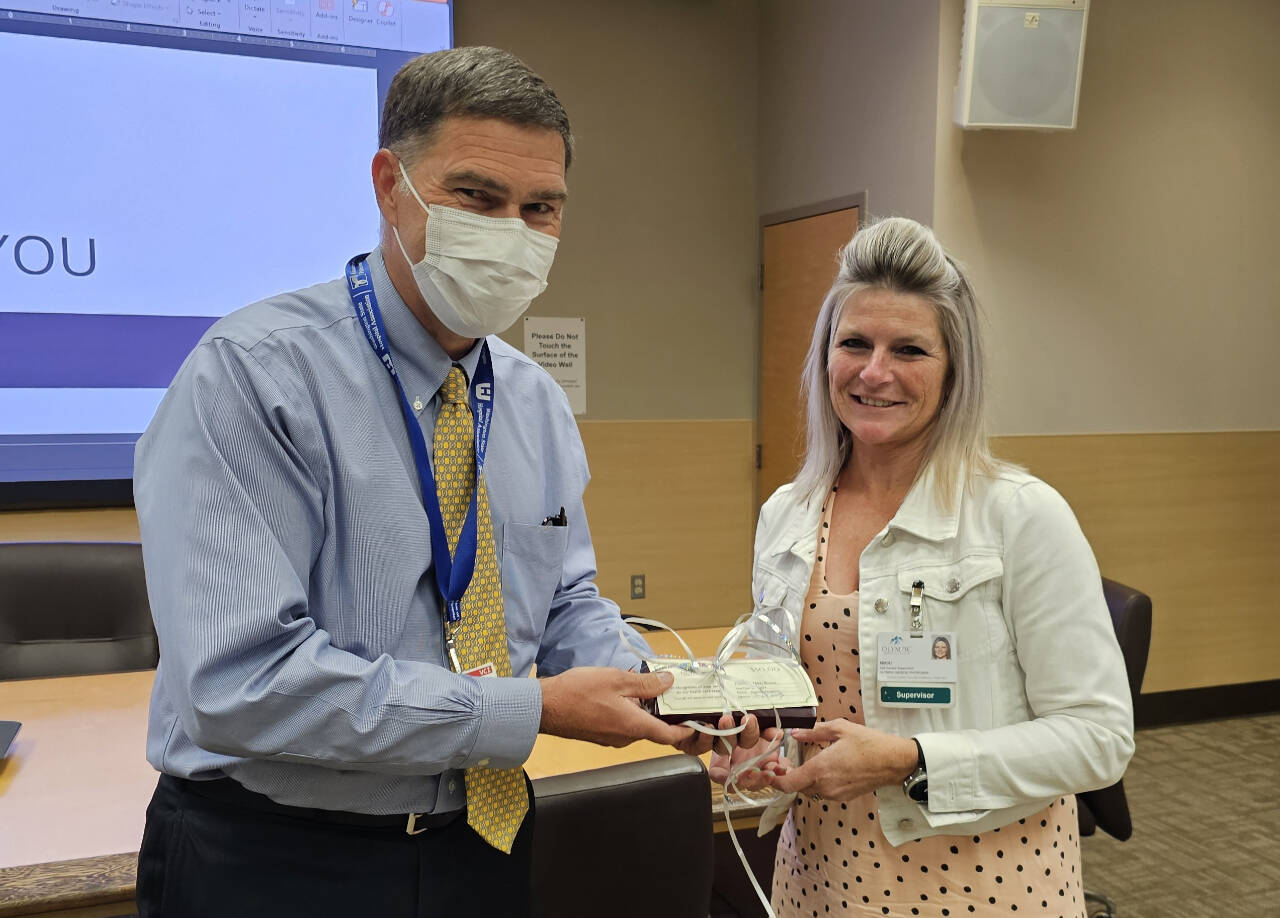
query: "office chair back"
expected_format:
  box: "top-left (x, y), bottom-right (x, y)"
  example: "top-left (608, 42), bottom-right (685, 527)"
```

top-left (1101, 577), bottom-right (1152, 705)
top-left (1077, 577), bottom-right (1153, 843)
top-left (531, 754), bottom-right (714, 917)
top-left (0, 542), bottom-right (158, 680)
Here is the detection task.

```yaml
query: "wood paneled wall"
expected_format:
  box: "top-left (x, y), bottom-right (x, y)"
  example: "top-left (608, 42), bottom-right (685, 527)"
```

top-left (3, 427), bottom-right (1274, 694)
top-left (578, 419), bottom-right (756, 630)
top-left (0, 508), bottom-right (138, 542)
top-left (993, 431), bottom-right (1280, 693)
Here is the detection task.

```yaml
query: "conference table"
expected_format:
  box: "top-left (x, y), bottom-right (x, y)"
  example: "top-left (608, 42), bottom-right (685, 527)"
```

top-left (0, 628), bottom-right (778, 917)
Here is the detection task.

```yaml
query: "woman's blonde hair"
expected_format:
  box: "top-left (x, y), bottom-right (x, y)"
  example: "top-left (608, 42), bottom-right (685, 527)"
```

top-left (792, 216), bottom-right (999, 511)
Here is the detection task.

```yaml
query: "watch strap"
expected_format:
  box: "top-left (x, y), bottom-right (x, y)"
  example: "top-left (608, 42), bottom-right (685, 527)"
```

top-left (904, 738), bottom-right (928, 803)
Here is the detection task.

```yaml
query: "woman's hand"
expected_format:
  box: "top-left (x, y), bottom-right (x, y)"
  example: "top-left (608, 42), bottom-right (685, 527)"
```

top-left (766, 719), bottom-right (918, 802)
top-left (674, 712), bottom-right (763, 758)
top-left (708, 714), bottom-right (785, 790)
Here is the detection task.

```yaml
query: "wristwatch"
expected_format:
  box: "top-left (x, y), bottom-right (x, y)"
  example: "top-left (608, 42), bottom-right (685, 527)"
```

top-left (903, 738), bottom-right (928, 804)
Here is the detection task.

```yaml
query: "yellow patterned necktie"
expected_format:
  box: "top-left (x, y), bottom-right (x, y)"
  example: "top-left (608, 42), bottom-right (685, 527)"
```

top-left (434, 365), bottom-right (528, 854)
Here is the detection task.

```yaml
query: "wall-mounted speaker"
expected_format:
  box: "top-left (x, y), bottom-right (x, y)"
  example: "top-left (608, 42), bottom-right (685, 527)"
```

top-left (954, 0), bottom-right (1090, 130)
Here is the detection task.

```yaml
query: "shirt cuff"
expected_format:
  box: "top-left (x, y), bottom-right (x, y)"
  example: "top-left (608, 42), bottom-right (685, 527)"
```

top-left (470, 675), bottom-right (542, 769)
top-left (915, 730), bottom-right (980, 813)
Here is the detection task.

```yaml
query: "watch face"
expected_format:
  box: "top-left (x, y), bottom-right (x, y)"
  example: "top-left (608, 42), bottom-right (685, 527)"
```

top-left (904, 769), bottom-right (928, 803)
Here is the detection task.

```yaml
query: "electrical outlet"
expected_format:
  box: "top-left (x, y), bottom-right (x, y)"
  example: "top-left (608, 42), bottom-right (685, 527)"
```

top-left (630, 574), bottom-right (646, 600)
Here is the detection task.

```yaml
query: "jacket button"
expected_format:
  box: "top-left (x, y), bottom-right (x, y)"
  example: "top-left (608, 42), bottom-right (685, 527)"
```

top-left (881, 533), bottom-right (895, 546)
top-left (946, 578), bottom-right (960, 593)
top-left (874, 598), bottom-right (888, 614)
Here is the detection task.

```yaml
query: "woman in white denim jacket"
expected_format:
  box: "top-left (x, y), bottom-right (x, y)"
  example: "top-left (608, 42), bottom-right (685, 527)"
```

top-left (714, 218), bottom-right (1133, 917)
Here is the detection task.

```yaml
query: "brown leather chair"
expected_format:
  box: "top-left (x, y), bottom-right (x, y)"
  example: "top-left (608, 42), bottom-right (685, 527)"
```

top-left (1078, 577), bottom-right (1153, 917)
top-left (0, 542), bottom-right (157, 680)
top-left (531, 754), bottom-right (714, 917)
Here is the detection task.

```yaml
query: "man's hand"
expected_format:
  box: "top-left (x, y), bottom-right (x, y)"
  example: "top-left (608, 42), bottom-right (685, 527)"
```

top-left (764, 719), bottom-right (917, 801)
top-left (539, 667), bottom-right (698, 749)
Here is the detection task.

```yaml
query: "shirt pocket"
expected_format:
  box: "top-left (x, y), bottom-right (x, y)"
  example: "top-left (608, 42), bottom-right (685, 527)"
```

top-left (896, 555), bottom-right (1007, 660)
top-left (500, 522), bottom-right (569, 647)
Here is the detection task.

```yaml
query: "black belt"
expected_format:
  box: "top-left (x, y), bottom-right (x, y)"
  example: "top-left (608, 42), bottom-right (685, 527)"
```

top-left (165, 774), bottom-right (464, 834)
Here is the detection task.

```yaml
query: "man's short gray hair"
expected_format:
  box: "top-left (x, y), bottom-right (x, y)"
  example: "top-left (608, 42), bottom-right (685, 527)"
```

top-left (793, 216), bottom-right (1000, 511)
top-left (379, 46), bottom-right (574, 169)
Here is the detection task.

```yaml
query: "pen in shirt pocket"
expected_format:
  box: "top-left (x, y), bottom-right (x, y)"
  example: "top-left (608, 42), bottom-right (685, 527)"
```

top-left (541, 507), bottom-right (567, 527)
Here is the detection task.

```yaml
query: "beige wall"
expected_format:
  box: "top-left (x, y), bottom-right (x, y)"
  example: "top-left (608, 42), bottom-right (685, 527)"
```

top-left (758, 0), bottom-right (940, 221)
top-left (933, 0), bottom-right (1280, 691)
top-left (466, 0), bottom-right (761, 421)
top-left (934, 0), bottom-right (1280, 436)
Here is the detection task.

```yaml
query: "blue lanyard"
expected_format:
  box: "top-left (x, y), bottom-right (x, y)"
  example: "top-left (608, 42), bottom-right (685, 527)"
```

top-left (345, 255), bottom-right (495, 626)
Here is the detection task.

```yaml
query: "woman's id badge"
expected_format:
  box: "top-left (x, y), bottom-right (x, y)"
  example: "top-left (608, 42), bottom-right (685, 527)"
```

top-left (876, 631), bottom-right (958, 707)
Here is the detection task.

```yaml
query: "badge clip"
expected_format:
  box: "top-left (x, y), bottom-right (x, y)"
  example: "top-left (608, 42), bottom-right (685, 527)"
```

top-left (445, 623), bottom-right (462, 673)
top-left (909, 580), bottom-right (925, 636)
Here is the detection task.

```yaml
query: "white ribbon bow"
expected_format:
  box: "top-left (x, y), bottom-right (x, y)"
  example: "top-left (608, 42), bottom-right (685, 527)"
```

top-left (619, 606), bottom-right (807, 918)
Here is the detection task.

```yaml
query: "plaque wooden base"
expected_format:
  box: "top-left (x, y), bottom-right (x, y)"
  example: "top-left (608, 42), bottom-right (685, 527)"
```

top-left (640, 699), bottom-right (817, 729)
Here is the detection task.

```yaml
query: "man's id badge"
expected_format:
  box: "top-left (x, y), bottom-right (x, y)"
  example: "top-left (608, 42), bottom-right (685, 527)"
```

top-left (464, 662), bottom-right (497, 678)
top-left (876, 632), bottom-right (958, 707)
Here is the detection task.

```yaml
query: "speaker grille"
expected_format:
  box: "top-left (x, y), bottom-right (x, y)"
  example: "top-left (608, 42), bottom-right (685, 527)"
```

top-left (970, 6), bottom-right (1085, 128)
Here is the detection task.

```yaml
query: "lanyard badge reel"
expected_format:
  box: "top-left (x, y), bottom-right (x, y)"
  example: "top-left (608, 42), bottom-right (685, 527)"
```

top-left (878, 579), bottom-right (958, 709)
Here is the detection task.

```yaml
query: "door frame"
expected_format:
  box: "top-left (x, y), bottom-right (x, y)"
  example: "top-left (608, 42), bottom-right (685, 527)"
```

top-left (759, 192), bottom-right (868, 237)
top-left (754, 193), bottom-right (868, 510)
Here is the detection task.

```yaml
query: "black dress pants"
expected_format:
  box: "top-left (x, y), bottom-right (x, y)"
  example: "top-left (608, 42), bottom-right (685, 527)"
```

top-left (136, 774), bottom-right (534, 917)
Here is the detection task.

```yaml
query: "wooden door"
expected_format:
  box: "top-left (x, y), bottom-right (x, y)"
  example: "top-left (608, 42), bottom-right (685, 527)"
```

top-left (758, 206), bottom-right (860, 505)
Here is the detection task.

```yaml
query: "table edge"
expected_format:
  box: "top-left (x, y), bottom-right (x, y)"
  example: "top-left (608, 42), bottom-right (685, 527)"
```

top-left (0, 852), bottom-right (137, 918)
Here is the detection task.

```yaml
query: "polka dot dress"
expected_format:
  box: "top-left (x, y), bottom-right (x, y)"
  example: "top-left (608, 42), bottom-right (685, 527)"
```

top-left (770, 490), bottom-right (1085, 917)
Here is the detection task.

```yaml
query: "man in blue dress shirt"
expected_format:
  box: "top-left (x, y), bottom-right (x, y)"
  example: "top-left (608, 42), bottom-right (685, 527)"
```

top-left (133, 46), bottom-right (748, 916)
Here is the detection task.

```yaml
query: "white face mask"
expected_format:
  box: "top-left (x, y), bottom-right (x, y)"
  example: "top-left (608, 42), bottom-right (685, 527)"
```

top-left (392, 161), bottom-right (559, 339)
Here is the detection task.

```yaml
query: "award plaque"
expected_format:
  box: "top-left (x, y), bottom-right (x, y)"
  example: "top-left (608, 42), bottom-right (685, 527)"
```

top-left (642, 657), bottom-right (818, 728)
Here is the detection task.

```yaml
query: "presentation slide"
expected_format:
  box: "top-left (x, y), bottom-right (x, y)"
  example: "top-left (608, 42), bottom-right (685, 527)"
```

top-left (0, 5), bottom-right (447, 489)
